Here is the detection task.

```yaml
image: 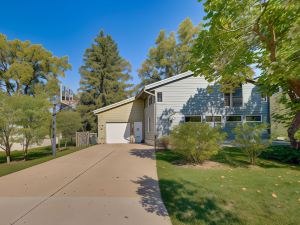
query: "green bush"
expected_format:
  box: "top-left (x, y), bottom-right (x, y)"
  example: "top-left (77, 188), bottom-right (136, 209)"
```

top-left (170, 123), bottom-right (226, 164)
top-left (234, 123), bottom-right (269, 165)
top-left (158, 136), bottom-right (170, 149)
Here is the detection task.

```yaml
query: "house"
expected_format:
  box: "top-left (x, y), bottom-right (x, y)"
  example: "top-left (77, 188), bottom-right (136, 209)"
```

top-left (93, 71), bottom-right (270, 145)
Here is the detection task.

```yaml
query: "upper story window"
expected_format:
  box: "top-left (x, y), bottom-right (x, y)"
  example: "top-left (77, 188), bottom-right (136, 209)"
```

top-left (261, 94), bottom-right (267, 102)
top-left (157, 92), bottom-right (163, 102)
top-left (185, 115), bottom-right (202, 123)
top-left (224, 87), bottom-right (243, 107)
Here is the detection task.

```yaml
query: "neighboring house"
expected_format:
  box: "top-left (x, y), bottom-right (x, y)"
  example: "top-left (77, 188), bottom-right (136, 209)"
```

top-left (93, 71), bottom-right (270, 145)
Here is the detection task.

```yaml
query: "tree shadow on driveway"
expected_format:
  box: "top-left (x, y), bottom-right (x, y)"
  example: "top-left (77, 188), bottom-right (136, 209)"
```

top-left (132, 175), bottom-right (169, 217)
top-left (130, 149), bottom-right (155, 160)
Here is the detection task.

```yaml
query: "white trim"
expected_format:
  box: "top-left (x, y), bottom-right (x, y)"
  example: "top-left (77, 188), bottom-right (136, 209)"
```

top-left (245, 115), bottom-right (262, 122)
top-left (144, 70), bottom-right (194, 90)
top-left (93, 97), bottom-right (135, 114)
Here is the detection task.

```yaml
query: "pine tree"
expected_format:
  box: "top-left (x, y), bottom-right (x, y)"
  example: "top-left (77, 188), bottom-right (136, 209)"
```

top-left (138, 18), bottom-right (200, 88)
top-left (78, 30), bottom-right (133, 131)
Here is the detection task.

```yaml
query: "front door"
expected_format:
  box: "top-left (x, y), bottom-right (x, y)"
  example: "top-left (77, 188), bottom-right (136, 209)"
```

top-left (134, 122), bottom-right (143, 143)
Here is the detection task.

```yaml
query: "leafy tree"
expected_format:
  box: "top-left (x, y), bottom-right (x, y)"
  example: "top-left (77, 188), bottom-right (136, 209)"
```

top-left (0, 94), bottom-right (22, 163)
top-left (138, 18), bottom-right (200, 87)
top-left (18, 95), bottom-right (51, 159)
top-left (170, 123), bottom-right (226, 164)
top-left (57, 111), bottom-right (82, 148)
top-left (0, 34), bottom-right (71, 96)
top-left (234, 123), bottom-right (269, 165)
top-left (191, 0), bottom-right (300, 147)
top-left (78, 30), bottom-right (133, 131)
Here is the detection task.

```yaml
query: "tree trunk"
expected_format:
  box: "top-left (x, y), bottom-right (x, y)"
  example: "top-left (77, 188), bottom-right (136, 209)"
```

top-left (6, 149), bottom-right (11, 164)
top-left (288, 110), bottom-right (300, 149)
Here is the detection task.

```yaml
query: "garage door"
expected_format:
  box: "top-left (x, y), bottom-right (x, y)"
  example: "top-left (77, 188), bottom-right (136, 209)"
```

top-left (106, 123), bottom-right (130, 143)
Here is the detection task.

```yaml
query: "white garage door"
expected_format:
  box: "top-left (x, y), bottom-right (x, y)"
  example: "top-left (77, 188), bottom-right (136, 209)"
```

top-left (106, 123), bottom-right (131, 144)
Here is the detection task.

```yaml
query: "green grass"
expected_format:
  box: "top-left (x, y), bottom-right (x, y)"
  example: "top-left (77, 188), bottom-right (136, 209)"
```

top-left (0, 145), bottom-right (87, 177)
top-left (156, 147), bottom-right (300, 225)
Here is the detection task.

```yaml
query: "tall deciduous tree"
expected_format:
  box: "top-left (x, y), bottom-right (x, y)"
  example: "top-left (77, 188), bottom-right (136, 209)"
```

top-left (138, 18), bottom-right (200, 87)
top-left (191, 0), bottom-right (300, 148)
top-left (0, 34), bottom-right (71, 96)
top-left (78, 30), bottom-right (133, 131)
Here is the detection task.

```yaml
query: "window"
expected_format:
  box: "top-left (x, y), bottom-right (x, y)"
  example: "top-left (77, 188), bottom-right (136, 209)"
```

top-left (232, 88), bottom-right (243, 107)
top-left (148, 96), bottom-right (153, 106)
top-left (206, 116), bottom-right (222, 123)
top-left (224, 87), bottom-right (243, 107)
top-left (246, 115), bottom-right (262, 122)
top-left (224, 93), bottom-right (231, 107)
top-left (185, 116), bottom-right (202, 123)
top-left (226, 115), bottom-right (242, 122)
top-left (148, 117), bottom-right (151, 132)
top-left (261, 94), bottom-right (267, 102)
top-left (157, 92), bottom-right (163, 102)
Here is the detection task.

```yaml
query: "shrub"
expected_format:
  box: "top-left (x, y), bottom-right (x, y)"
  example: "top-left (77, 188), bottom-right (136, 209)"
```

top-left (158, 136), bottom-right (170, 149)
top-left (234, 123), bottom-right (269, 165)
top-left (170, 123), bottom-right (226, 164)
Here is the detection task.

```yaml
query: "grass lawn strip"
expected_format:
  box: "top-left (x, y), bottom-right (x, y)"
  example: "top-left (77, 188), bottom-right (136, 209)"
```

top-left (0, 146), bottom-right (88, 177)
top-left (156, 147), bottom-right (300, 225)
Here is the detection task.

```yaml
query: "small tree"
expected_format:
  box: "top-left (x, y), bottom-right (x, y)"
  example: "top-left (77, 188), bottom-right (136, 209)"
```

top-left (0, 94), bottom-right (22, 163)
top-left (18, 95), bottom-right (51, 159)
top-left (170, 123), bottom-right (226, 164)
top-left (234, 123), bottom-right (269, 165)
top-left (57, 111), bottom-right (82, 148)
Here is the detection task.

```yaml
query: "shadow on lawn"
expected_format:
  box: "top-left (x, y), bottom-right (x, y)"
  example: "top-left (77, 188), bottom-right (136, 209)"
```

top-left (0, 146), bottom-right (53, 163)
top-left (130, 149), bottom-right (155, 160)
top-left (132, 175), bottom-right (169, 217)
top-left (159, 178), bottom-right (242, 225)
top-left (212, 147), bottom-right (300, 169)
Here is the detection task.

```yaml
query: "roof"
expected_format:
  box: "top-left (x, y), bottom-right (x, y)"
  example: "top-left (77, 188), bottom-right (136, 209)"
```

top-left (93, 96), bottom-right (135, 114)
top-left (93, 70), bottom-right (194, 114)
top-left (144, 70), bottom-right (194, 90)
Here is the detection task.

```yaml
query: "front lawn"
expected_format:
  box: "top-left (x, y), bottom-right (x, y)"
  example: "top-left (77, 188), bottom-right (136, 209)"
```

top-left (156, 146), bottom-right (300, 225)
top-left (0, 145), bottom-right (87, 177)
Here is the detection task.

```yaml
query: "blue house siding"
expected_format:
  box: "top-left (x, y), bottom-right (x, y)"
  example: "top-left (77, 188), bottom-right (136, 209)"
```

top-left (153, 75), bottom-right (270, 139)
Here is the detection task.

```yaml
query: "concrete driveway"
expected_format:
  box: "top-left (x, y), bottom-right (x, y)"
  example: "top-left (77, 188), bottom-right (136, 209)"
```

top-left (0, 144), bottom-right (171, 225)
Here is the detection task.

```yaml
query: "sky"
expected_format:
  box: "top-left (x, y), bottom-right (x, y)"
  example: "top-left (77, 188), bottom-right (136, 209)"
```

top-left (0, 0), bottom-right (205, 93)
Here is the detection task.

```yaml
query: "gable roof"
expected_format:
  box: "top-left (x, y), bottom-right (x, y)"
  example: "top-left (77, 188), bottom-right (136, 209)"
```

top-left (144, 70), bottom-right (194, 90)
top-left (93, 70), bottom-right (194, 114)
top-left (93, 96), bottom-right (135, 114)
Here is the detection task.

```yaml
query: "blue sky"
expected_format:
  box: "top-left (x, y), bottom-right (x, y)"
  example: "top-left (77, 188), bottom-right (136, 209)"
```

top-left (0, 0), bottom-right (204, 92)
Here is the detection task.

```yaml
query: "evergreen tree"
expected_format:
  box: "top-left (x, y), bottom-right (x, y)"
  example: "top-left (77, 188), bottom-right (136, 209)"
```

top-left (78, 30), bottom-right (133, 131)
top-left (138, 18), bottom-right (200, 88)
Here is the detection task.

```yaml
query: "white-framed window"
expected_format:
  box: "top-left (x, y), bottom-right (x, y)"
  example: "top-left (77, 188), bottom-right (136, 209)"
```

top-left (226, 115), bottom-right (242, 122)
top-left (185, 115), bottom-right (202, 123)
top-left (205, 116), bottom-right (222, 123)
top-left (157, 92), bottom-right (163, 102)
top-left (224, 87), bottom-right (243, 107)
top-left (245, 115), bottom-right (262, 122)
top-left (261, 94), bottom-right (267, 102)
top-left (148, 117), bottom-right (151, 132)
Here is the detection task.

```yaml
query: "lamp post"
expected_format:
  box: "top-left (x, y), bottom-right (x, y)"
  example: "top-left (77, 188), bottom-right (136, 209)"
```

top-left (51, 97), bottom-right (57, 157)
